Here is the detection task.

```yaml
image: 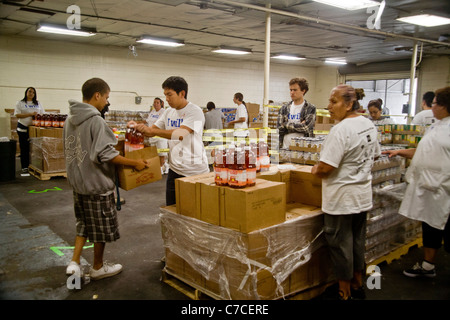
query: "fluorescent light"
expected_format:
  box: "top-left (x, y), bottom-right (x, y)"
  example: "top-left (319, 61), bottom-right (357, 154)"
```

top-left (312, 0), bottom-right (380, 11)
top-left (37, 24), bottom-right (96, 37)
top-left (397, 14), bottom-right (450, 27)
top-left (272, 54), bottom-right (306, 61)
top-left (325, 58), bottom-right (347, 65)
top-left (137, 37), bottom-right (184, 47)
top-left (212, 47), bottom-right (252, 55)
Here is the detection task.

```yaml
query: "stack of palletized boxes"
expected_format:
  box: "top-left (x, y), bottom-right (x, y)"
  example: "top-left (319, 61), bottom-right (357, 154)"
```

top-left (161, 164), bottom-right (335, 300)
top-left (29, 126), bottom-right (65, 173)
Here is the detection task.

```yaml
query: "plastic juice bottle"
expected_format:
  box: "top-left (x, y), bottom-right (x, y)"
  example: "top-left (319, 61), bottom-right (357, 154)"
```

top-left (127, 128), bottom-right (144, 153)
top-left (44, 114), bottom-right (52, 127)
top-left (35, 114), bottom-right (41, 127)
top-left (52, 114), bottom-right (59, 127)
top-left (259, 141), bottom-right (270, 172)
top-left (252, 141), bottom-right (261, 173)
top-left (228, 147), bottom-right (246, 188)
top-left (214, 146), bottom-right (228, 186)
top-left (245, 146), bottom-right (256, 187)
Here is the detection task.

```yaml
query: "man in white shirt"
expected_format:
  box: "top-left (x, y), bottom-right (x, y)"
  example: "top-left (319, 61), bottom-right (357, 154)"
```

top-left (412, 91), bottom-right (437, 126)
top-left (229, 92), bottom-right (249, 137)
top-left (277, 78), bottom-right (316, 149)
top-left (131, 76), bottom-right (209, 205)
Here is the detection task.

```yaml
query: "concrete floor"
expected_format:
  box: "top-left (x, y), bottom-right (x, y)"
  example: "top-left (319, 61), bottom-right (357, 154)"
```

top-left (0, 157), bottom-right (449, 302)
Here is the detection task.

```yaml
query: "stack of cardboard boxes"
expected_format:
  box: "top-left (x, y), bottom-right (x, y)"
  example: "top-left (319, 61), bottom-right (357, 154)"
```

top-left (29, 126), bottom-right (65, 173)
top-left (161, 164), bottom-right (335, 300)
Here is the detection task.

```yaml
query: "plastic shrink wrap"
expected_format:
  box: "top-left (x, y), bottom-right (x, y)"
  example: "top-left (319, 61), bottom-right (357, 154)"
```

top-left (160, 206), bottom-right (334, 300)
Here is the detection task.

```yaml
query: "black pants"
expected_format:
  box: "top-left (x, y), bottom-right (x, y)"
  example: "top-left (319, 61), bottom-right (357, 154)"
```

top-left (422, 217), bottom-right (450, 253)
top-left (17, 124), bottom-right (30, 170)
top-left (166, 168), bottom-right (185, 206)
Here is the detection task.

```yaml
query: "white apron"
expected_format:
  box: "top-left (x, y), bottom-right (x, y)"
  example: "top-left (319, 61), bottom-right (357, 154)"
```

top-left (399, 117), bottom-right (450, 230)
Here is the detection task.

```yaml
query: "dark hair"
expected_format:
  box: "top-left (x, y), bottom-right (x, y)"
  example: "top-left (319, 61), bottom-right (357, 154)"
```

top-left (82, 78), bottom-right (110, 101)
top-left (162, 76), bottom-right (188, 99)
top-left (206, 101), bottom-right (216, 110)
top-left (234, 92), bottom-right (245, 105)
top-left (367, 98), bottom-right (382, 111)
top-left (435, 86), bottom-right (450, 113)
top-left (22, 87), bottom-right (38, 105)
top-left (233, 92), bottom-right (249, 125)
top-left (335, 85), bottom-right (361, 111)
top-left (422, 91), bottom-right (435, 108)
top-left (154, 97), bottom-right (164, 107)
top-left (289, 77), bottom-right (309, 94)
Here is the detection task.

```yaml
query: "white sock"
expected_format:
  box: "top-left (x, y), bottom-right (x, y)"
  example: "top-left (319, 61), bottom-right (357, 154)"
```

top-left (422, 260), bottom-right (435, 271)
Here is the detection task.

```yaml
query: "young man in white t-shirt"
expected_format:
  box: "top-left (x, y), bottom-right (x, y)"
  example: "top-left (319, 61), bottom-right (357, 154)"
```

top-left (277, 78), bottom-right (316, 149)
top-left (412, 91), bottom-right (437, 126)
top-left (229, 92), bottom-right (249, 137)
top-left (131, 76), bottom-right (209, 205)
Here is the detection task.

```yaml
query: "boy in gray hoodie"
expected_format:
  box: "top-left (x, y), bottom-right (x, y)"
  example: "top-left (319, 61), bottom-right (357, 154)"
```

top-left (64, 78), bottom-right (147, 280)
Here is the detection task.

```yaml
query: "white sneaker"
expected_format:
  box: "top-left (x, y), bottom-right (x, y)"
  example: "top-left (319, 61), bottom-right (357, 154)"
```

top-left (66, 261), bottom-right (80, 276)
top-left (90, 262), bottom-right (123, 280)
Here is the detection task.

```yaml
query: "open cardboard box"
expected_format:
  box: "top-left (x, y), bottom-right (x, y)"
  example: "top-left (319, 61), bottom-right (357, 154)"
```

top-left (174, 164), bottom-right (322, 233)
top-left (117, 146), bottom-right (162, 190)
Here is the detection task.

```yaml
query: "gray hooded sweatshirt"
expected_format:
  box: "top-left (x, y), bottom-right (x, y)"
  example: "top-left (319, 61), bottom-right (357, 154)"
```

top-left (64, 99), bottom-right (119, 195)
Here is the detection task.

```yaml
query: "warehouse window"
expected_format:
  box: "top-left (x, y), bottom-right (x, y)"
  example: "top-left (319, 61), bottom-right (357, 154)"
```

top-left (346, 78), bottom-right (417, 124)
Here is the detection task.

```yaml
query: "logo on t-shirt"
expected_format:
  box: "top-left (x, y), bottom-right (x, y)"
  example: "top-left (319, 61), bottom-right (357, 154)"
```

top-left (167, 117), bottom-right (183, 128)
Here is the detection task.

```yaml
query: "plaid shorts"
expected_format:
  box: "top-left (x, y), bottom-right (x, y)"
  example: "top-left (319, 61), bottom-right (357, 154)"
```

top-left (73, 191), bottom-right (120, 243)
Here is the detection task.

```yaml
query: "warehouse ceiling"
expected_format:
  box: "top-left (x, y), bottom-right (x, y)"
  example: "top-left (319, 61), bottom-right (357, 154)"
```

top-left (0, 0), bottom-right (449, 67)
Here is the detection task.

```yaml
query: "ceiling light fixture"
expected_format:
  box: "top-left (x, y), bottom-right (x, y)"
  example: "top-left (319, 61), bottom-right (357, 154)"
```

top-left (37, 23), bottom-right (96, 37)
top-left (212, 46), bottom-right (252, 55)
top-left (396, 14), bottom-right (450, 27)
top-left (325, 58), bottom-right (347, 65)
top-left (312, 0), bottom-right (380, 11)
top-left (137, 37), bottom-right (185, 47)
top-left (272, 54), bottom-right (306, 61)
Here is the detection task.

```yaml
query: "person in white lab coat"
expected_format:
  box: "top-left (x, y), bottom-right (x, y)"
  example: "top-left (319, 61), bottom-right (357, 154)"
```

top-left (383, 86), bottom-right (450, 278)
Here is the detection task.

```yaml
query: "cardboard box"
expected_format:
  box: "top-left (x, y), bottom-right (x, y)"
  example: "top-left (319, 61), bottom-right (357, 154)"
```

top-left (29, 126), bottom-right (64, 139)
top-left (258, 164), bottom-right (322, 206)
top-left (29, 136), bottom-right (65, 173)
top-left (175, 175), bottom-right (286, 233)
top-left (175, 172), bottom-right (215, 220)
top-left (221, 179), bottom-right (286, 233)
top-left (246, 103), bottom-right (260, 114)
top-left (161, 206), bottom-right (331, 300)
top-left (314, 115), bottom-right (335, 131)
top-left (117, 146), bottom-right (162, 190)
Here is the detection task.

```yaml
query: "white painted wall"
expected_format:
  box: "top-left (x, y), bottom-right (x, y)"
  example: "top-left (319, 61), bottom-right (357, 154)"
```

top-left (0, 35), bottom-right (337, 117)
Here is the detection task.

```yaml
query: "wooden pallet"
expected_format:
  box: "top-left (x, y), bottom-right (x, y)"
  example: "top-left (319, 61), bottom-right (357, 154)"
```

top-left (28, 165), bottom-right (67, 180)
top-left (367, 236), bottom-right (423, 268)
top-left (161, 269), bottom-right (335, 301)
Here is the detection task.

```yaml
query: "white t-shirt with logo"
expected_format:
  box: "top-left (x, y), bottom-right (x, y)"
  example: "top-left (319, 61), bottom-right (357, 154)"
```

top-left (146, 108), bottom-right (165, 126)
top-left (411, 109), bottom-right (436, 126)
top-left (319, 116), bottom-right (381, 215)
top-left (283, 101), bottom-right (305, 148)
top-left (14, 100), bottom-right (45, 127)
top-left (154, 102), bottom-right (209, 176)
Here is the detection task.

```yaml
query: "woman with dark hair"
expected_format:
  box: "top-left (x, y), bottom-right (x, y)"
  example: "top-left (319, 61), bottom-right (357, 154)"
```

top-left (383, 86), bottom-right (450, 279)
top-left (368, 98), bottom-right (394, 125)
top-left (312, 84), bottom-right (381, 300)
top-left (14, 87), bottom-right (45, 173)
